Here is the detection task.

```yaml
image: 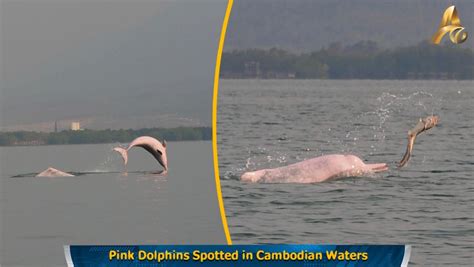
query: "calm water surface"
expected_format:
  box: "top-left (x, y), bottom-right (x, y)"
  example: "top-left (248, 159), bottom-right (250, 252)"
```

top-left (218, 79), bottom-right (473, 266)
top-left (0, 141), bottom-right (225, 266)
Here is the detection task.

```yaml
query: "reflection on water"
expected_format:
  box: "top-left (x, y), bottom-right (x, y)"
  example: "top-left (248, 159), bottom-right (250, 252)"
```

top-left (218, 79), bottom-right (473, 266)
top-left (0, 141), bottom-right (225, 266)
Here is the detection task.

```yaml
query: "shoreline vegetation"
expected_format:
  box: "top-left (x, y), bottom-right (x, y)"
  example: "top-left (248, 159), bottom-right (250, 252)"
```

top-left (0, 127), bottom-right (211, 146)
top-left (221, 41), bottom-right (473, 80)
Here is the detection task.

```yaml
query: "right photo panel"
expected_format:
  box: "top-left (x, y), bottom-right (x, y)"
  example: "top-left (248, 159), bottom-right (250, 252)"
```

top-left (217, 1), bottom-right (473, 266)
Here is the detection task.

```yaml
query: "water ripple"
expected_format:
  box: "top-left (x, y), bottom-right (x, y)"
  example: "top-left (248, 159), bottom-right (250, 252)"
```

top-left (218, 80), bottom-right (474, 266)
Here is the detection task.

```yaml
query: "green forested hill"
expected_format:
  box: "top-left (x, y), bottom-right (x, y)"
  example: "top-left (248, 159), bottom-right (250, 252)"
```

top-left (0, 127), bottom-right (212, 146)
top-left (221, 41), bottom-right (473, 79)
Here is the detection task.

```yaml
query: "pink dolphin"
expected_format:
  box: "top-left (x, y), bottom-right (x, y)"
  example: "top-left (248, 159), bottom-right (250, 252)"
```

top-left (114, 136), bottom-right (168, 171)
top-left (36, 167), bottom-right (74, 177)
top-left (241, 154), bottom-right (387, 183)
top-left (398, 115), bottom-right (439, 168)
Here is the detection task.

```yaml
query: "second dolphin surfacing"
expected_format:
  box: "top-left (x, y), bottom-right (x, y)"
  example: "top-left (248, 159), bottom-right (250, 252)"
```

top-left (241, 154), bottom-right (388, 183)
top-left (36, 167), bottom-right (74, 177)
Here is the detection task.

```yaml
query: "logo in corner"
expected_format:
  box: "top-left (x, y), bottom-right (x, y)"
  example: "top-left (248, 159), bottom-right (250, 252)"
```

top-left (432, 5), bottom-right (468, 44)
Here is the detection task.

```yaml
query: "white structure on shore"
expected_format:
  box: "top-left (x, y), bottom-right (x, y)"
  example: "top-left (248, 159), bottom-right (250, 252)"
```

top-left (70, 122), bottom-right (81, 131)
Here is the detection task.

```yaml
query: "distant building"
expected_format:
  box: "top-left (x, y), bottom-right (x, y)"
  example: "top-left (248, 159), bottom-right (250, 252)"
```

top-left (244, 61), bottom-right (261, 78)
top-left (71, 122), bottom-right (81, 131)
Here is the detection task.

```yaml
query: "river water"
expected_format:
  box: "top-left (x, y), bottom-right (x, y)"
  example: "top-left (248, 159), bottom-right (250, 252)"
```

top-left (217, 79), bottom-right (473, 266)
top-left (0, 141), bottom-right (225, 266)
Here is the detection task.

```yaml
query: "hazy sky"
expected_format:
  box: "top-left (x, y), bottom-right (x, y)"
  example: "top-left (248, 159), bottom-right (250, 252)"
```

top-left (226, 0), bottom-right (474, 51)
top-left (1, 0), bottom-right (227, 129)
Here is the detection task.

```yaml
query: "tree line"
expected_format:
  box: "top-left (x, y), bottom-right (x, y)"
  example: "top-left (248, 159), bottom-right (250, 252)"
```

top-left (221, 41), bottom-right (473, 79)
top-left (0, 127), bottom-right (212, 146)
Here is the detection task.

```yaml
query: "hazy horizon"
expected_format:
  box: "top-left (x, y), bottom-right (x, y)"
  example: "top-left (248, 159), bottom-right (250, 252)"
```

top-left (225, 0), bottom-right (474, 52)
top-left (1, 0), bottom-right (227, 131)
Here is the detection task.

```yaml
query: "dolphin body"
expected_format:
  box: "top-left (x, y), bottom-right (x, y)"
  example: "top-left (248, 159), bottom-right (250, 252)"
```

top-left (398, 115), bottom-right (439, 168)
top-left (241, 154), bottom-right (387, 183)
top-left (36, 167), bottom-right (74, 177)
top-left (114, 136), bottom-right (168, 171)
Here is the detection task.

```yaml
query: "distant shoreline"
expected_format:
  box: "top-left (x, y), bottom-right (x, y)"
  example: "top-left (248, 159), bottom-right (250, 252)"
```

top-left (0, 127), bottom-right (211, 147)
top-left (0, 140), bottom-right (212, 148)
top-left (219, 78), bottom-right (473, 81)
top-left (220, 41), bottom-right (473, 80)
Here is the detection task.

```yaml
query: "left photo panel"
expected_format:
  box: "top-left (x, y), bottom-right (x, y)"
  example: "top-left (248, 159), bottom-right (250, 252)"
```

top-left (1, 0), bottom-right (227, 266)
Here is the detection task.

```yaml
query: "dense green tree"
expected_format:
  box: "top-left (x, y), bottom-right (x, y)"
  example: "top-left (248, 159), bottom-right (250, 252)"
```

top-left (0, 127), bottom-right (212, 146)
top-left (221, 41), bottom-right (473, 80)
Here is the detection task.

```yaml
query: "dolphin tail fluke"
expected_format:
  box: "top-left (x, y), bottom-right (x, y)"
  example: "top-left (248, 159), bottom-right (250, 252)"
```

top-left (113, 147), bottom-right (128, 165)
top-left (398, 133), bottom-right (416, 168)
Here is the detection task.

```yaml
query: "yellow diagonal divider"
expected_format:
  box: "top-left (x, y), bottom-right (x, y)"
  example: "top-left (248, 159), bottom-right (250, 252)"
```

top-left (212, 0), bottom-right (234, 245)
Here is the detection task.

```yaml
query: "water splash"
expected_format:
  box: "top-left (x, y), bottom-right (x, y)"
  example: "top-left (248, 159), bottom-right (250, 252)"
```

top-left (226, 89), bottom-right (443, 179)
top-left (85, 144), bottom-right (123, 172)
top-left (342, 90), bottom-right (442, 155)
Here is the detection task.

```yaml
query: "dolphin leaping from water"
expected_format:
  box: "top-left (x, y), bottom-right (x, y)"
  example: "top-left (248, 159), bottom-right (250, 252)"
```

top-left (241, 154), bottom-right (388, 183)
top-left (114, 136), bottom-right (168, 171)
top-left (398, 115), bottom-right (439, 168)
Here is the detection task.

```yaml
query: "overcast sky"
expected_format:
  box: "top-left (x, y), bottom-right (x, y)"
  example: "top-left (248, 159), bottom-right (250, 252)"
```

top-left (1, 0), bottom-right (227, 129)
top-left (225, 0), bottom-right (473, 51)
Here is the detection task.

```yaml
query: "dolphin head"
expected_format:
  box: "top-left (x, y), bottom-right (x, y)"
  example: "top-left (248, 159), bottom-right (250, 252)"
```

top-left (160, 150), bottom-right (168, 171)
top-left (159, 140), bottom-right (168, 171)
